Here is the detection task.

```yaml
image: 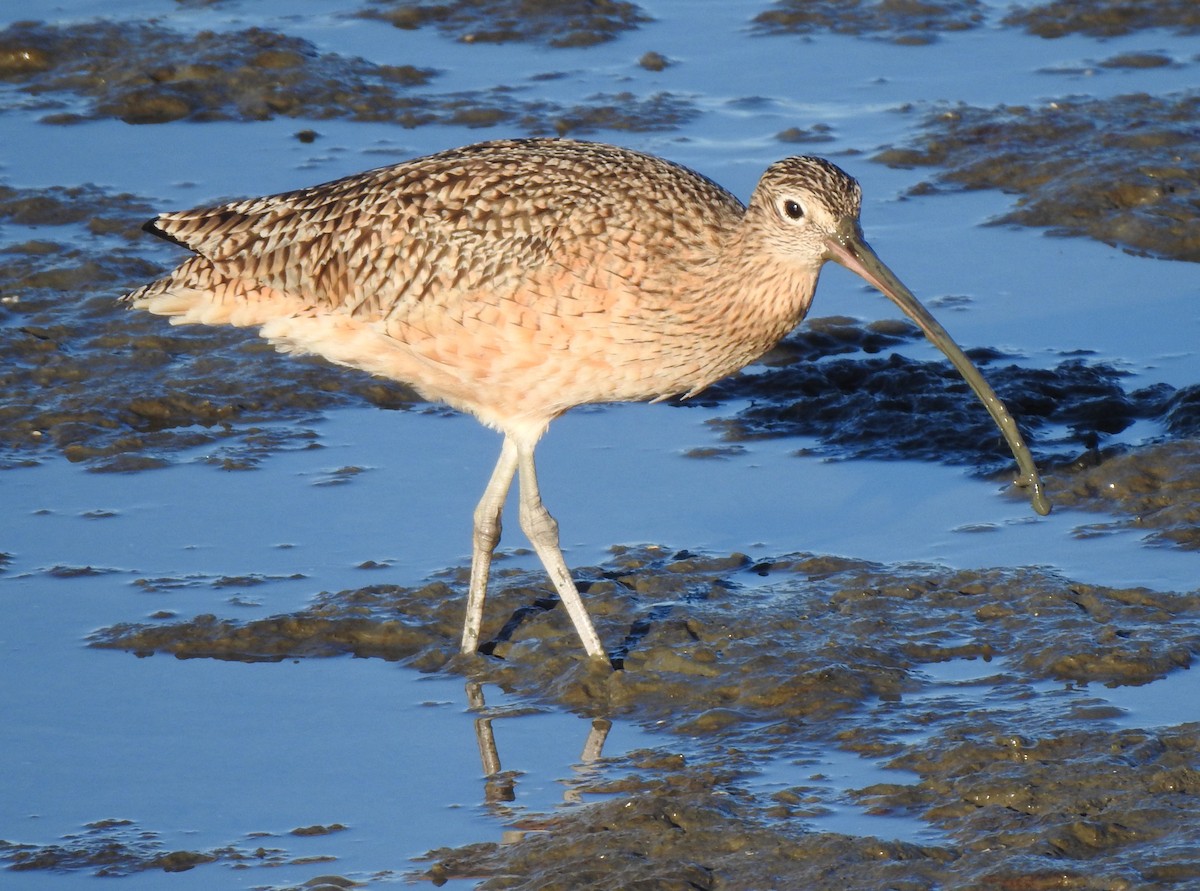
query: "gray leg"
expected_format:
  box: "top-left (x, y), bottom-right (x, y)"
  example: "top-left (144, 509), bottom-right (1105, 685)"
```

top-left (462, 437), bottom-right (519, 654)
top-left (514, 440), bottom-right (606, 660)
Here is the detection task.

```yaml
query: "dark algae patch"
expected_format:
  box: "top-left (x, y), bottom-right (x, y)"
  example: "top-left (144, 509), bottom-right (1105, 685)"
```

top-left (0, 817), bottom-right (352, 879)
top-left (1004, 0), bottom-right (1200, 38)
top-left (0, 184), bottom-right (419, 470)
top-left (753, 0), bottom-right (985, 44)
top-left (754, 0), bottom-right (1200, 41)
top-left (1047, 439), bottom-right (1200, 550)
top-left (90, 545), bottom-right (1200, 888)
top-left (704, 349), bottom-right (1178, 472)
top-left (0, 19), bottom-right (693, 133)
top-left (0, 183), bottom-right (154, 232)
top-left (359, 0), bottom-right (650, 47)
top-left (0, 21), bottom-right (436, 125)
top-left (422, 784), bottom-right (958, 889)
top-left (875, 92), bottom-right (1200, 262)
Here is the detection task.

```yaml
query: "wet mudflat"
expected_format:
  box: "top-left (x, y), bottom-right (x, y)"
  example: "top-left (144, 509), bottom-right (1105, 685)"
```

top-left (2, 0), bottom-right (1200, 889)
top-left (81, 547), bottom-right (1200, 887)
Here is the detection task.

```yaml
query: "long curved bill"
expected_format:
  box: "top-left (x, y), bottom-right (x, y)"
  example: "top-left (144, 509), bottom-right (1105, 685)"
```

top-left (824, 220), bottom-right (1051, 516)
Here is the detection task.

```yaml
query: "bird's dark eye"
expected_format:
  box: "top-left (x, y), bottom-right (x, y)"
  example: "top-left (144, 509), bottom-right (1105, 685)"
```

top-left (783, 199), bottom-right (804, 220)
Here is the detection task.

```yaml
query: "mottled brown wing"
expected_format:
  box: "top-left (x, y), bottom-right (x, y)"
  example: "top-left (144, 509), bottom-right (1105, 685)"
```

top-left (138, 139), bottom-right (745, 324)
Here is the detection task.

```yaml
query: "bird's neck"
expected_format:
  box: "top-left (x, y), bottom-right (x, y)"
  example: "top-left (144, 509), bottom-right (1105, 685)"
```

top-left (642, 226), bottom-right (823, 400)
top-left (704, 226), bottom-right (823, 355)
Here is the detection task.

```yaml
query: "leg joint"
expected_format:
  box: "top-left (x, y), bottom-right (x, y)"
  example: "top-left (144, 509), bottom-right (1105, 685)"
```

top-left (519, 497), bottom-right (559, 548)
top-left (473, 506), bottom-right (502, 552)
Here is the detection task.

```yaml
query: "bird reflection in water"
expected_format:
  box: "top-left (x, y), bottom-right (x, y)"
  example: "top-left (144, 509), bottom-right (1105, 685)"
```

top-left (466, 681), bottom-right (612, 815)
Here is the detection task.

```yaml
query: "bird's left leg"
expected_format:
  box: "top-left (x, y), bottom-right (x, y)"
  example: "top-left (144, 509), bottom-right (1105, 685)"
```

top-left (514, 440), bottom-right (607, 660)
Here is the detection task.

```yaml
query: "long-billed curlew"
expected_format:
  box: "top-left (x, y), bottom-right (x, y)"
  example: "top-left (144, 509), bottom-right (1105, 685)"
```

top-left (125, 137), bottom-right (1050, 662)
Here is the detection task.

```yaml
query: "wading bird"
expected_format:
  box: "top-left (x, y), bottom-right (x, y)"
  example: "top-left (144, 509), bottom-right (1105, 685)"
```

top-left (125, 138), bottom-right (1049, 662)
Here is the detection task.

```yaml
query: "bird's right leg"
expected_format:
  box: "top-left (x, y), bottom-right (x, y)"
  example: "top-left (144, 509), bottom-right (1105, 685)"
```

top-left (462, 437), bottom-right (519, 654)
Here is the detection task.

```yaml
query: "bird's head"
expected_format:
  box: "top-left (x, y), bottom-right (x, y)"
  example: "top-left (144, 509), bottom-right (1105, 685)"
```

top-left (746, 154), bottom-right (1051, 516)
top-left (746, 155), bottom-right (863, 266)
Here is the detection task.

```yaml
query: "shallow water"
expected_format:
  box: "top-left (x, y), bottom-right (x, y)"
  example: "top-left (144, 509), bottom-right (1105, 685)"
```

top-left (3, 1), bottom-right (1199, 888)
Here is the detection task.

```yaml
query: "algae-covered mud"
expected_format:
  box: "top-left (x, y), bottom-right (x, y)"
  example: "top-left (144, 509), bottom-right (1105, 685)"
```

top-left (3, 0), bottom-right (1200, 888)
top-left (0, 182), bottom-right (419, 470)
top-left (753, 0), bottom-right (986, 43)
top-left (92, 545), bottom-right (1199, 701)
top-left (1047, 440), bottom-right (1200, 551)
top-left (0, 817), bottom-right (348, 876)
top-left (875, 92), bottom-right (1200, 262)
top-left (0, 19), bottom-right (693, 133)
top-left (1003, 0), bottom-right (1200, 38)
top-left (754, 0), bottom-right (1200, 43)
top-left (86, 546), bottom-right (1200, 887)
top-left (707, 342), bottom-right (1181, 468)
top-left (358, 0), bottom-right (650, 47)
